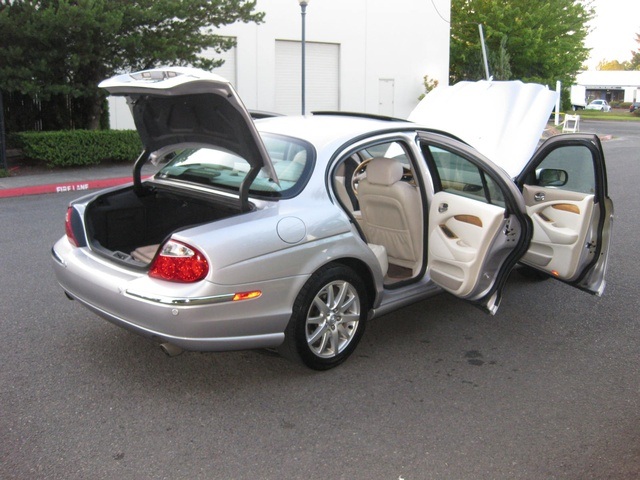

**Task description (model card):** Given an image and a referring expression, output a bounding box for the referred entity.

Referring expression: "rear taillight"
[149,240,209,283]
[65,207,79,247]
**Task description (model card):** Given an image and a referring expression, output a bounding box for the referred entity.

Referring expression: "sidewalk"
[0,161,141,198]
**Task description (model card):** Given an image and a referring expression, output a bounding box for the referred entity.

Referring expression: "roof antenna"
[479,24,492,81]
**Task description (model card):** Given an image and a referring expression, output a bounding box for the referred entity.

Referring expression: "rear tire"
[279,264,368,370]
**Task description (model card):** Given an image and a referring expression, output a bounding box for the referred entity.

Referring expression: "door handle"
[438,203,448,213]
[534,192,545,202]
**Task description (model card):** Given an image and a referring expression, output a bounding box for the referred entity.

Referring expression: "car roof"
[255,113,416,153]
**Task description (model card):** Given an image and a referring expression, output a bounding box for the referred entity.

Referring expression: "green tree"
[450,0,594,87]
[491,36,512,80]
[0,0,264,130]
[628,32,640,70]
[595,32,640,71]
[596,59,627,71]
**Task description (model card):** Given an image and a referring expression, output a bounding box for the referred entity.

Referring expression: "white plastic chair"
[562,114,580,133]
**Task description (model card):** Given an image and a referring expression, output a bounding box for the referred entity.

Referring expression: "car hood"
[408,81,557,178]
[99,67,278,182]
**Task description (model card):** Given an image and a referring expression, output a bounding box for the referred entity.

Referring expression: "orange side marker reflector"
[232,291,262,301]
[551,270,560,277]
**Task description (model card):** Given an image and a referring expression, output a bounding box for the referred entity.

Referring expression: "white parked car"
[51,68,613,369]
[586,99,611,112]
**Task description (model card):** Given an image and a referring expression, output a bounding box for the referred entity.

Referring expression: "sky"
[585,0,640,69]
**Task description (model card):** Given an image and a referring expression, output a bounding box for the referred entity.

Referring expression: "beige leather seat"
[358,158,423,275]
[276,150,307,182]
[333,164,353,210]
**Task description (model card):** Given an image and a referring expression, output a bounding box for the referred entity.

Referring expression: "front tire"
[279,264,368,370]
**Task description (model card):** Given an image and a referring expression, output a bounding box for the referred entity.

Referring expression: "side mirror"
[537,168,568,187]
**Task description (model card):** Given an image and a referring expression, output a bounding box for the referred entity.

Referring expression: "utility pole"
[479,24,491,81]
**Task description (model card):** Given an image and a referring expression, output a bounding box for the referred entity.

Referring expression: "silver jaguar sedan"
[52,67,613,370]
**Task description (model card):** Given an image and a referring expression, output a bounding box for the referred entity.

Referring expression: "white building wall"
[109,0,450,128]
[623,87,640,103]
[220,0,450,117]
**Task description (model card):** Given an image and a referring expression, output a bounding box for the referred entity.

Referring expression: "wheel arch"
[279,256,375,370]
[325,257,378,312]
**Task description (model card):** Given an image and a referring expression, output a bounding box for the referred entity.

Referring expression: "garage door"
[275,40,340,115]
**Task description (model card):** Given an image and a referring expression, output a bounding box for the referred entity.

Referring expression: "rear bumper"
[51,237,304,351]
[68,291,285,351]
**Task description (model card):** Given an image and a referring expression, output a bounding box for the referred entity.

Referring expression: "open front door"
[420,137,532,314]
[516,134,613,295]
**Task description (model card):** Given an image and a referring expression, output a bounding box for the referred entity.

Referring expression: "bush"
[10,130,143,168]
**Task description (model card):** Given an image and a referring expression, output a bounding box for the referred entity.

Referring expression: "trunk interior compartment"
[84,185,242,265]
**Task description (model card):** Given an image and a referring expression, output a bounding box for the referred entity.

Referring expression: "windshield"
[154,134,313,198]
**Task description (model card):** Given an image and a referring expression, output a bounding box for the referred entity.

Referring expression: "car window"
[155,134,313,198]
[358,140,417,185]
[533,145,596,194]
[364,142,410,164]
[331,139,418,215]
[424,145,505,207]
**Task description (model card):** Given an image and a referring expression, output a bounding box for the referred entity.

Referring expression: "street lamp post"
[0,91,7,172]
[298,0,309,115]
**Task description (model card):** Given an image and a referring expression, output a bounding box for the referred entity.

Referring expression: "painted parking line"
[0,177,138,198]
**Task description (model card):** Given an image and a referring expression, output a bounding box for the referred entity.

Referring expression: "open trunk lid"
[99,67,279,201]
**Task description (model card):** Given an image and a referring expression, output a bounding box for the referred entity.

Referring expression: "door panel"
[522,185,595,279]
[428,191,508,298]
[420,136,530,313]
[517,135,613,295]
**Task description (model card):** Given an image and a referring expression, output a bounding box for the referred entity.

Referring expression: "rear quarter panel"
[175,197,384,288]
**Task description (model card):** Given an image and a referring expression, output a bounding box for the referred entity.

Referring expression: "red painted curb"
[0,176,137,198]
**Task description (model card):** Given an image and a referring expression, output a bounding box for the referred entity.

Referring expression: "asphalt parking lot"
[1,120,639,479]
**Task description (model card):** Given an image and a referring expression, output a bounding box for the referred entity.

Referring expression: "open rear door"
[516,134,613,295]
[419,135,532,314]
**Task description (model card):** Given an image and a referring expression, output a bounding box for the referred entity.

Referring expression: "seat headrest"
[365,158,404,186]
[292,150,307,164]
